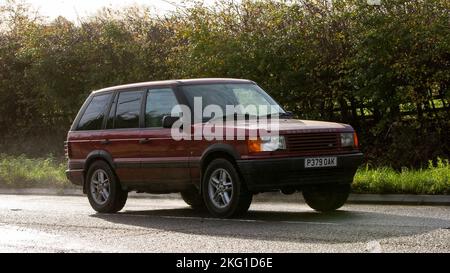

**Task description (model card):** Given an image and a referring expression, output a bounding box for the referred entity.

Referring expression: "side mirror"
[162,116,180,128]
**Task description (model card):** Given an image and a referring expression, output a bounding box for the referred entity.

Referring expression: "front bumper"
[237,153,364,192]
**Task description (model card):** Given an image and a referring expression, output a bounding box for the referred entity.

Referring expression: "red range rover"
[66,78,363,218]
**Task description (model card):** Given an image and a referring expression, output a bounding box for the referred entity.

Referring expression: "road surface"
[0,194,449,252]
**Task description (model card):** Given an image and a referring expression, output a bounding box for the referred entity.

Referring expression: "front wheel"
[202,159,252,218]
[302,184,350,212]
[86,160,128,213]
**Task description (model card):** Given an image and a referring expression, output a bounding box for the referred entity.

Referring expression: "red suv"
[66,78,363,218]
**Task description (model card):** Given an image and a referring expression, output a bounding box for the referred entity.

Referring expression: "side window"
[115,90,144,129]
[77,93,112,131]
[145,88,179,128]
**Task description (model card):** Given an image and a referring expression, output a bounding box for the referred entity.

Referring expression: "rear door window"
[114,90,144,129]
[77,93,112,131]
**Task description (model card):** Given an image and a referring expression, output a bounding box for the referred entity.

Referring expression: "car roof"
[92,78,255,94]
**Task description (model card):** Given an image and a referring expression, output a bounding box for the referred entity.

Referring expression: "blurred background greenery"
[0,0,448,169]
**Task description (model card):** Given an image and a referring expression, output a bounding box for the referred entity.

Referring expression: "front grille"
[285,132,340,153]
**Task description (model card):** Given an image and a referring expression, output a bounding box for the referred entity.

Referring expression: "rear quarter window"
[76,93,112,131]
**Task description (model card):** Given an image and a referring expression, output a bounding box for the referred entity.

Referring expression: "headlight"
[248,136,286,152]
[341,132,356,148]
[261,136,286,151]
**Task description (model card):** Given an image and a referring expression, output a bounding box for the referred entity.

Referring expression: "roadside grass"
[0,154,449,194]
[353,158,450,195]
[0,154,69,188]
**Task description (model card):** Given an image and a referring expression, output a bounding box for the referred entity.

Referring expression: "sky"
[3,0,215,21]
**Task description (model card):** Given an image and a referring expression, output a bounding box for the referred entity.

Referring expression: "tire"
[181,186,206,210]
[302,184,350,212]
[202,158,252,218]
[86,160,128,213]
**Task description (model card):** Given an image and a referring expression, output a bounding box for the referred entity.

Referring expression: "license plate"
[304,157,337,168]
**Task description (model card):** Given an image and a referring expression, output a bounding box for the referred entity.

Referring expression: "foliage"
[0,0,449,167]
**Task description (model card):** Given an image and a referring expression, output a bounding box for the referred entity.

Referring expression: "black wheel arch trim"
[200,143,240,163]
[85,150,116,171]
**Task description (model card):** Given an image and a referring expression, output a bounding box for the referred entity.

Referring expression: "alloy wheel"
[208,168,233,209]
[90,169,111,205]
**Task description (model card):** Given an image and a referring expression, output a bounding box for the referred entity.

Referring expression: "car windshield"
[181,83,285,121]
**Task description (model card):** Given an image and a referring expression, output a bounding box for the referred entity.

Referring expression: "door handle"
[100,139,111,145]
[139,138,150,144]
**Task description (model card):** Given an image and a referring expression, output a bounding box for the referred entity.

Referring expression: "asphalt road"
[0,194,449,253]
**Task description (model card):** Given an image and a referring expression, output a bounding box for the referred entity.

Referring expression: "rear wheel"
[86,160,128,213]
[302,184,350,212]
[202,159,252,218]
[181,186,206,210]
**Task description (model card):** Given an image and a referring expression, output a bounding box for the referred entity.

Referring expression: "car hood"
[200,118,353,134]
